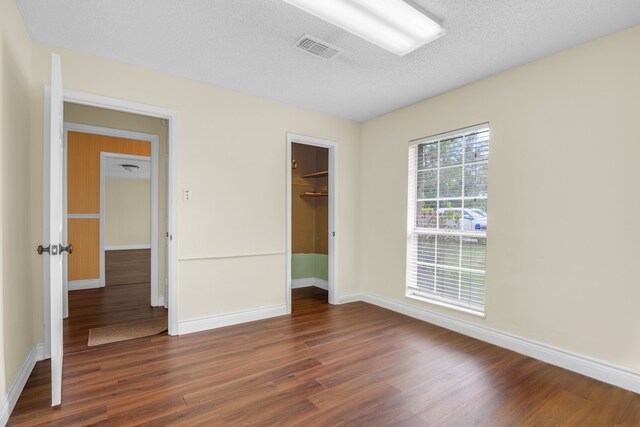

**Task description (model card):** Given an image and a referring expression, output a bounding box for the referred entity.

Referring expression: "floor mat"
[88,317,167,346]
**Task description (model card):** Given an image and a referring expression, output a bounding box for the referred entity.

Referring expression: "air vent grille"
[294,35,342,60]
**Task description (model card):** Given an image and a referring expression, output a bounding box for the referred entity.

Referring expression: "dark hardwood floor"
[64,281,167,355]
[9,286,640,426]
[105,249,151,286]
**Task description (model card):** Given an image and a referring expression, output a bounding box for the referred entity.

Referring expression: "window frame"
[406,123,490,317]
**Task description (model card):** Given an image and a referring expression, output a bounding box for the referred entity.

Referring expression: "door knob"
[37,245,50,255]
[60,244,73,254]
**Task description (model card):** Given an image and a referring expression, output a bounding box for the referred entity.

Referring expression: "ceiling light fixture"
[282,0,444,56]
[121,164,140,172]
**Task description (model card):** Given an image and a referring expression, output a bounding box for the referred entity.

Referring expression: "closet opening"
[292,142,329,305]
[286,133,339,313]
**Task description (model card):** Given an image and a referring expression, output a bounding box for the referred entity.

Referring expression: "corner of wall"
[1,0,38,408]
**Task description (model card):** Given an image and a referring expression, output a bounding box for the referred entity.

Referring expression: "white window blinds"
[407,124,489,315]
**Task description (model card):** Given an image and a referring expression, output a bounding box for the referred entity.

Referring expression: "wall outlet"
[183,189,192,201]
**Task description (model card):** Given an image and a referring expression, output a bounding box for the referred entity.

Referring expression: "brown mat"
[88,317,167,346]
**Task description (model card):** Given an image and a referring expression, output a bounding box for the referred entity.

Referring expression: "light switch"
[183,189,192,201]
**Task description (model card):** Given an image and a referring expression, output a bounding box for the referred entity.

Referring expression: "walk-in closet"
[291,143,329,296]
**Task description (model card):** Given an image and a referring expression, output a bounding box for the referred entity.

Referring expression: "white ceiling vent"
[294,35,342,60]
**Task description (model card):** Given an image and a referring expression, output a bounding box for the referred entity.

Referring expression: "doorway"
[61,113,167,353]
[42,92,179,359]
[41,55,180,406]
[286,133,339,313]
[62,121,163,309]
[101,153,153,289]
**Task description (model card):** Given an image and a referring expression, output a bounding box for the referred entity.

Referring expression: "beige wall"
[4,1,635,410]
[29,43,361,329]
[1,0,34,400]
[360,25,640,373]
[105,178,151,247]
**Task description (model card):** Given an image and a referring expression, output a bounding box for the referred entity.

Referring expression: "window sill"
[406,292,486,318]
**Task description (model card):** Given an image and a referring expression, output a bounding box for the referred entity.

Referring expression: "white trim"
[286,133,339,314]
[409,122,490,146]
[68,279,101,291]
[99,150,158,308]
[178,304,288,335]
[62,120,68,319]
[0,344,45,425]
[158,295,165,307]
[179,251,284,262]
[338,291,362,304]
[105,244,151,251]
[65,122,159,141]
[64,90,177,119]
[291,278,328,290]
[406,292,486,318]
[341,291,640,394]
[42,86,52,357]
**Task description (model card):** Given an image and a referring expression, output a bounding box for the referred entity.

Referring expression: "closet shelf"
[301,170,328,178]
[300,192,328,198]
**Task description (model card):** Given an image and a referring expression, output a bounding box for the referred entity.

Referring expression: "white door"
[48,53,66,406]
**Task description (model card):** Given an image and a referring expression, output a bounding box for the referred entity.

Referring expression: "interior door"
[48,52,65,406]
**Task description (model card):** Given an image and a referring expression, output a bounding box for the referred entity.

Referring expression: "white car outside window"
[437,208,487,231]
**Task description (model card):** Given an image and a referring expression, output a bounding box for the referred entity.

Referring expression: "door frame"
[62,122,160,309]
[43,89,180,358]
[286,133,339,312]
[100,151,155,299]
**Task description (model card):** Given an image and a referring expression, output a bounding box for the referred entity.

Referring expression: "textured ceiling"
[16,0,640,121]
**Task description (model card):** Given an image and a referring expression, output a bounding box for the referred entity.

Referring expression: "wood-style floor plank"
[9,286,640,426]
[105,249,150,286]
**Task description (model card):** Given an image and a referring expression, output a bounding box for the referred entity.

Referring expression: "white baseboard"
[292,278,328,291]
[178,304,288,335]
[338,291,362,304]
[342,290,640,394]
[156,295,165,308]
[105,244,151,251]
[68,279,101,291]
[0,343,45,425]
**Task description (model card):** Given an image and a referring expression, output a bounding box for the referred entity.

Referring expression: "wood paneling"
[105,249,150,286]
[9,287,640,426]
[67,131,151,214]
[67,131,151,280]
[68,218,100,281]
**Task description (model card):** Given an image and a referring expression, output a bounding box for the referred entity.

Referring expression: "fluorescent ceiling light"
[282,0,444,56]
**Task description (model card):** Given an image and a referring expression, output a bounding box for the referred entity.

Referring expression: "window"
[407,124,489,316]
